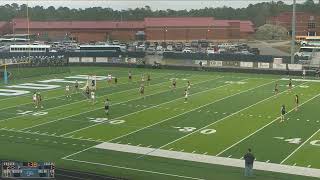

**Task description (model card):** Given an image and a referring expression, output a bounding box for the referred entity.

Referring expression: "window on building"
[308,22,316,29]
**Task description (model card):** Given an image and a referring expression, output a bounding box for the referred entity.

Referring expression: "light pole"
[164,28,167,42]
[290,0,296,64]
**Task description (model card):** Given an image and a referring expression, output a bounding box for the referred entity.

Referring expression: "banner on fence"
[273,63,287,69]
[95,57,108,63]
[81,57,93,63]
[240,61,253,68]
[288,64,303,70]
[209,61,223,67]
[258,62,270,69]
[68,57,79,63]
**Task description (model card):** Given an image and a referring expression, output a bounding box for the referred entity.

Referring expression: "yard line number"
[17,110,48,116]
[173,126,216,135]
[89,118,125,125]
[275,137,320,147]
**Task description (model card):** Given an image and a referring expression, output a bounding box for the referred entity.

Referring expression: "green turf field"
[0,66,319,180]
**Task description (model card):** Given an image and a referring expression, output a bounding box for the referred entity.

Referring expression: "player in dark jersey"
[288,78,292,91]
[295,95,299,111]
[280,105,286,122]
[172,79,177,91]
[105,98,110,116]
[85,86,90,99]
[114,77,118,85]
[147,73,151,86]
[274,83,279,94]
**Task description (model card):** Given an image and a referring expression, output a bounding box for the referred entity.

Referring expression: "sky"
[0,0,298,10]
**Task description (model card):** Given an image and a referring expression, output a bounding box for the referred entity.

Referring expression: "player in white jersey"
[187,81,191,90]
[184,89,188,103]
[91,91,96,104]
[65,85,71,100]
[33,92,37,108]
[107,74,112,85]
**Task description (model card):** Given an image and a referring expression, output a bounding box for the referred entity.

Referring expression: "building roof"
[144,17,215,27]
[11,17,254,33]
[13,19,145,30]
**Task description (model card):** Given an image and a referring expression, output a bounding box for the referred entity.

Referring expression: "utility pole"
[290,0,296,64]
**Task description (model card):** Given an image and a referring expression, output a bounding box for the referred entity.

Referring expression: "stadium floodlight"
[290,0,296,64]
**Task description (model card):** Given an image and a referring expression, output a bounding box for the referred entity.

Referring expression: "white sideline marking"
[280,78,320,83]
[24,77,222,132]
[218,90,320,157]
[64,158,204,180]
[60,77,229,137]
[92,142,320,178]
[281,128,320,164]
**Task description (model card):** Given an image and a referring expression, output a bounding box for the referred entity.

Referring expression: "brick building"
[3,17,255,42]
[266,12,320,36]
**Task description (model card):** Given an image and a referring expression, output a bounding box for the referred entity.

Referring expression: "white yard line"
[63,158,205,180]
[60,77,228,137]
[280,128,320,164]
[108,80,274,144]
[217,88,320,157]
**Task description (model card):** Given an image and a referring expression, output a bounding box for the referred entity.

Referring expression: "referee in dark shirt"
[244,148,255,177]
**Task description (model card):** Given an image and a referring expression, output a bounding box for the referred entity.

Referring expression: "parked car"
[182,48,192,53]
[112,40,120,45]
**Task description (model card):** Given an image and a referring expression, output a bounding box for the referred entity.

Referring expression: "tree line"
[0,0,319,27]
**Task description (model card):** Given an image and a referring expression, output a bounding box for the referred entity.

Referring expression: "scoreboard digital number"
[1,161,55,178]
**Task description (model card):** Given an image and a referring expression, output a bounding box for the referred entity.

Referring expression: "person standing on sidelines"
[295,95,299,111]
[274,83,279,94]
[288,78,292,91]
[302,69,306,79]
[243,148,255,177]
[280,104,286,122]
[104,98,110,117]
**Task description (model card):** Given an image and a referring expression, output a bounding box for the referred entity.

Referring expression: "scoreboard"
[1,161,54,178]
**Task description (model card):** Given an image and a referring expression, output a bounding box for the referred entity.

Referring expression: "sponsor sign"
[258,62,270,69]
[209,61,223,67]
[240,62,253,68]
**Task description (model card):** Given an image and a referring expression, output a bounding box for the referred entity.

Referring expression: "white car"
[206,48,215,54]
[166,45,173,51]
[112,40,120,45]
[182,48,192,53]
